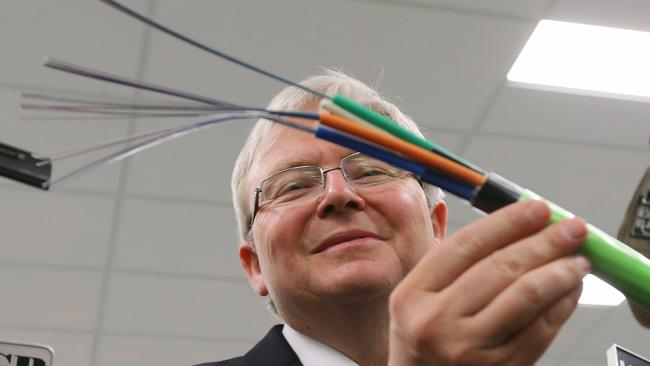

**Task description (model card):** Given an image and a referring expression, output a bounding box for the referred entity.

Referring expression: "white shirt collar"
[282,324,359,366]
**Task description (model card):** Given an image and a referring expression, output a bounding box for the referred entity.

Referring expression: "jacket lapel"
[243,324,302,366]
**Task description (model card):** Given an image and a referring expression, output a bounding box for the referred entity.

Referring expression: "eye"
[347,165,397,185]
[262,168,322,203]
[277,180,315,195]
[358,166,391,177]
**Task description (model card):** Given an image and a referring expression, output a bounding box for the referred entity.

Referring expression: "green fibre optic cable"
[333,94,650,309]
[521,191,650,308]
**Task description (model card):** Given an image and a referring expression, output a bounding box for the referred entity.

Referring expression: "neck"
[281,295,390,366]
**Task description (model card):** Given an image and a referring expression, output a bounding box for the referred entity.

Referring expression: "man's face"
[240,119,447,315]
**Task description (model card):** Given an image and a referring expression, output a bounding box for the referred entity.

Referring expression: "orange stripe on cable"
[319,112,487,186]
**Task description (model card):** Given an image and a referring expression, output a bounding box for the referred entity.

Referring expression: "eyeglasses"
[250,152,409,226]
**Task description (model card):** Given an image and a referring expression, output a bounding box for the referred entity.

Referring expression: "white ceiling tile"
[444,194,484,229]
[0,189,114,267]
[0,0,147,90]
[422,130,466,154]
[114,198,243,277]
[383,0,552,19]
[482,86,650,149]
[544,306,612,357]
[124,118,252,201]
[535,356,560,366]
[551,0,650,32]
[463,136,649,234]
[0,329,91,366]
[103,273,277,339]
[555,357,605,366]
[0,266,101,329]
[96,335,251,366]
[570,301,650,358]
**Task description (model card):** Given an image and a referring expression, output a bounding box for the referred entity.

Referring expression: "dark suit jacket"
[194,324,302,366]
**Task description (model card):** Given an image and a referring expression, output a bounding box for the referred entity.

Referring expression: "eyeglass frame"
[249,152,409,227]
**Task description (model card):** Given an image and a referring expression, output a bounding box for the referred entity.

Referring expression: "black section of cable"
[100,0,330,100]
[0,141,51,190]
[471,173,524,214]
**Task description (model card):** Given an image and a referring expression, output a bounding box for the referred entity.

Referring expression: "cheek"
[368,182,435,259]
[253,205,313,269]
[376,182,431,226]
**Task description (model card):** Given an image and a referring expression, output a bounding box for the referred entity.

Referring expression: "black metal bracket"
[0,141,51,190]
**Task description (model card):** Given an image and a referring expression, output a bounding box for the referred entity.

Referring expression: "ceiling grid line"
[561,307,619,359]
[347,0,537,23]
[476,130,649,152]
[453,0,558,158]
[87,2,157,365]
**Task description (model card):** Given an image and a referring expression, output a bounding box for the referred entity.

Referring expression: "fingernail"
[526,201,548,221]
[562,219,587,240]
[574,256,591,273]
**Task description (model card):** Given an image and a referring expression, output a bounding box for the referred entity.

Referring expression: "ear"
[431,201,448,240]
[239,242,269,296]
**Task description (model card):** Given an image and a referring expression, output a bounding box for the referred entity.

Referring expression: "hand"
[388,200,590,366]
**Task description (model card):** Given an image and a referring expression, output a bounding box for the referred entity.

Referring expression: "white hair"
[231,69,444,244]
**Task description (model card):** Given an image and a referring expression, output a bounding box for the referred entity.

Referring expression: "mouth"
[314,229,382,253]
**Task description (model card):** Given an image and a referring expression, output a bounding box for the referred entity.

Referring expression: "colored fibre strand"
[44,112,312,189]
[99,0,468,168]
[44,113,256,189]
[36,121,230,164]
[22,92,251,112]
[315,126,477,200]
[331,94,483,173]
[43,58,319,120]
[87,1,499,187]
[45,58,239,107]
[320,101,380,130]
[99,0,330,101]
[23,104,209,118]
[318,112,487,186]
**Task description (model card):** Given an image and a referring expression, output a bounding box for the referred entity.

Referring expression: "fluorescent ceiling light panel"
[579,274,626,307]
[508,20,650,100]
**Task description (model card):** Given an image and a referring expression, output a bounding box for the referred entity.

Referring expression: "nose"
[316,169,366,218]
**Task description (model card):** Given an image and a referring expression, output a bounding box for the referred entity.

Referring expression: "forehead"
[252,122,353,180]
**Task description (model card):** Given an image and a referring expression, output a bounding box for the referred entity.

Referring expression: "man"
[197,71,590,365]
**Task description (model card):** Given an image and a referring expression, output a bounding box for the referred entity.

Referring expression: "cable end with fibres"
[0,141,51,190]
[330,94,484,174]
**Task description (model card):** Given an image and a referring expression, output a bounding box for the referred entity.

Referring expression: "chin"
[317,259,403,302]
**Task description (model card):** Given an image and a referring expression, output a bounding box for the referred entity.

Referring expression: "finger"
[503,283,583,365]
[445,218,587,315]
[404,200,551,291]
[475,255,589,342]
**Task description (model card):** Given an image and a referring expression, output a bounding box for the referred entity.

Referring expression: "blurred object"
[0,339,54,366]
[618,166,650,328]
[607,344,650,366]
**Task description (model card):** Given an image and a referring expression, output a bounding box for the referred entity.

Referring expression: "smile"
[314,229,382,253]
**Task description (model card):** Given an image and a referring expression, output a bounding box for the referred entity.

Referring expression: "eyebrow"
[270,158,319,174]
[265,151,357,176]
